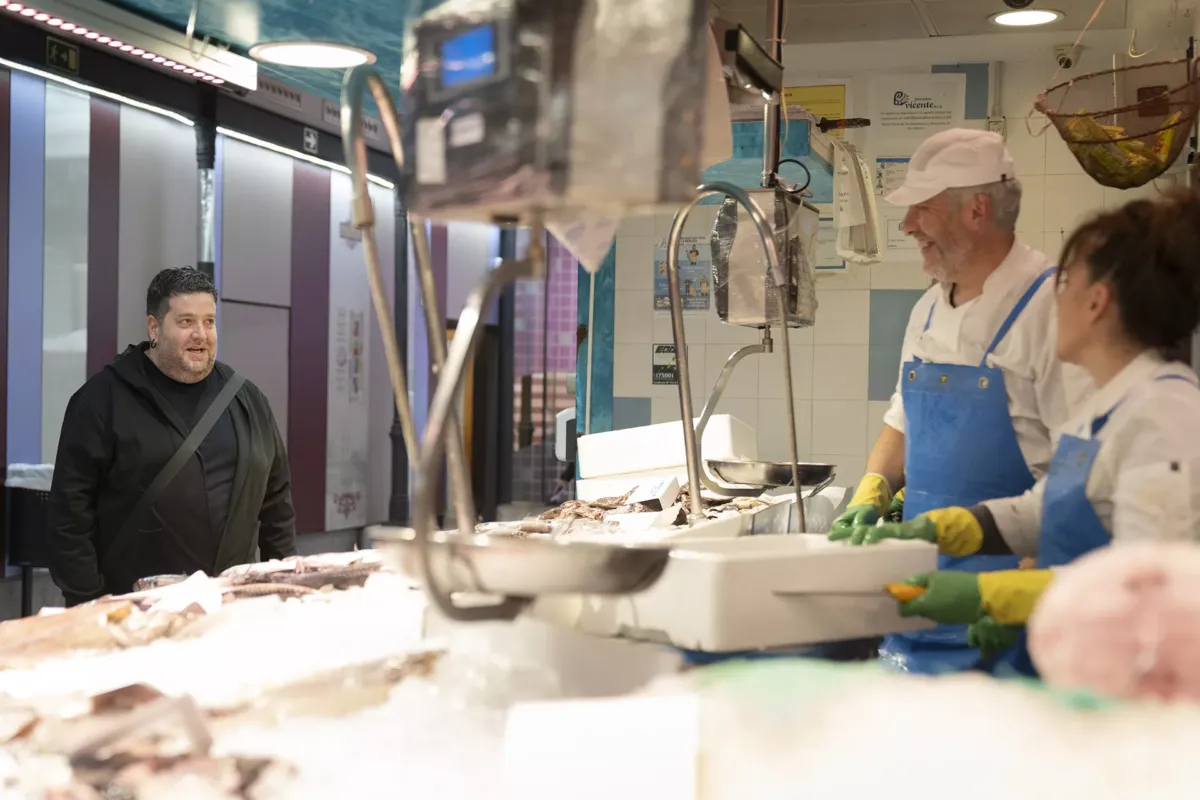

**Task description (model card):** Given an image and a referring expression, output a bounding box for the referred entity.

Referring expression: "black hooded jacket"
[47,343,297,604]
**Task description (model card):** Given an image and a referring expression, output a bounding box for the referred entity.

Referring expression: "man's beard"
[923,236,971,284]
[154,346,214,384]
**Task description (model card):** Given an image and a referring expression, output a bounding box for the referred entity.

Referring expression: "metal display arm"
[340,67,477,537]
[665,183,804,526]
[691,330,773,499]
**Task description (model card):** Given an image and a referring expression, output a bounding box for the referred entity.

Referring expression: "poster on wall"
[782,84,848,136]
[874,157,911,197]
[815,218,846,271]
[884,214,919,253]
[871,73,966,148]
[654,237,711,311]
[326,173,373,531]
[652,344,682,385]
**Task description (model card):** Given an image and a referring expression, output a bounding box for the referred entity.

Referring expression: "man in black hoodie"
[48,268,297,605]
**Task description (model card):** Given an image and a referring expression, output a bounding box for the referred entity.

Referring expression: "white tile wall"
[606,45,1189,487]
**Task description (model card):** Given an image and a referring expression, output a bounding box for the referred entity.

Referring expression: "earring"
[150,339,157,349]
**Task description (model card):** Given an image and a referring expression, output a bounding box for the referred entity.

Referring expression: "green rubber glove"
[967,614,1023,659]
[896,571,983,625]
[849,515,937,546]
[828,474,892,541]
[828,505,881,541]
[886,488,905,523]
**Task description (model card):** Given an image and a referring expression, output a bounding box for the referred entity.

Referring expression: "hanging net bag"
[1035,57,1200,189]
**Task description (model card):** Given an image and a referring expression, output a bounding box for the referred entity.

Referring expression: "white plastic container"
[576,415,756,480]
[531,535,936,652]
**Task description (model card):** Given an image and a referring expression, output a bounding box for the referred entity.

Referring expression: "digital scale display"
[440,24,498,90]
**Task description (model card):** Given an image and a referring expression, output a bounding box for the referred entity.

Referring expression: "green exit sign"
[46,37,79,75]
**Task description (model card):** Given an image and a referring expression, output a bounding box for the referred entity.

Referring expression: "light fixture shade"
[249,41,377,69]
[991,9,1064,26]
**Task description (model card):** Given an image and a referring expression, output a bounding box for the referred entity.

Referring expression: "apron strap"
[1090,372,1198,436]
[979,266,1057,366]
[922,297,937,332]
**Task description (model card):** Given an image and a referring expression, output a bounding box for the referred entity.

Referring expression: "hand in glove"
[886,488,905,523]
[895,568,1057,627]
[967,614,1023,659]
[828,474,892,541]
[849,506,984,557]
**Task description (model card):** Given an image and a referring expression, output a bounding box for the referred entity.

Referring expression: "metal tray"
[707,460,835,489]
[367,526,671,597]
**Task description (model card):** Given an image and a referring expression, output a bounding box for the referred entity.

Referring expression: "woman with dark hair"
[844,190,1200,673]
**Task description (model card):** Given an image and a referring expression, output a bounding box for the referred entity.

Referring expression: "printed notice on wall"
[874,157,911,198]
[872,73,966,147]
[654,237,711,311]
[815,218,845,270]
[652,344,682,385]
[884,215,918,252]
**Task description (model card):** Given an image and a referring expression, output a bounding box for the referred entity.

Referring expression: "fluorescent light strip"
[0,0,226,84]
[0,56,394,189]
[0,54,194,125]
[217,126,395,189]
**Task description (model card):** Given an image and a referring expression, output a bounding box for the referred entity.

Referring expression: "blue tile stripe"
[612,396,651,431]
[8,72,45,465]
[576,244,615,450]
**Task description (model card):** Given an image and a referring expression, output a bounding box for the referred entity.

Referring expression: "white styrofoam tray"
[576,415,756,480]
[530,535,937,653]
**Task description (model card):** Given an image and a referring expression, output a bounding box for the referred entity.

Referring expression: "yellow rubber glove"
[978,569,1056,626]
[828,474,892,540]
[853,506,983,557]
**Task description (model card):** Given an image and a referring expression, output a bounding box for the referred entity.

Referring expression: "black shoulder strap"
[106,373,246,568]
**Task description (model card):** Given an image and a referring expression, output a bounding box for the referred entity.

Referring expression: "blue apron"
[879,266,1056,676]
[1006,372,1198,677]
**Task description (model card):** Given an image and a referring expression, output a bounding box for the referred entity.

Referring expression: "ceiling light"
[3,1,253,87]
[249,41,376,69]
[991,9,1063,26]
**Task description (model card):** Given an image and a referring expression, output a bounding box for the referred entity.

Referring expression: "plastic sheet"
[710,186,818,329]
[5,464,53,492]
[1030,543,1200,703]
[401,0,713,223]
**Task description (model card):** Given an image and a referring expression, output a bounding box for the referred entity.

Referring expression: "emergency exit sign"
[46,37,80,76]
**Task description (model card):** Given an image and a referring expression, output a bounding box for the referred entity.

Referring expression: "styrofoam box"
[531,535,937,653]
[577,415,756,480]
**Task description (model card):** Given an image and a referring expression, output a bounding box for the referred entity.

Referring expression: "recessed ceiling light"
[991,9,1063,26]
[249,41,376,69]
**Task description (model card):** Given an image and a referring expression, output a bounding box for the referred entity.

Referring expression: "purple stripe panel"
[87,97,120,377]
[7,71,44,465]
[288,161,331,534]
[213,134,224,352]
[0,69,11,558]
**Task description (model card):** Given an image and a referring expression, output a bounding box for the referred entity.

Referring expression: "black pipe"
[389,188,411,523]
[497,230,517,506]
[195,86,217,281]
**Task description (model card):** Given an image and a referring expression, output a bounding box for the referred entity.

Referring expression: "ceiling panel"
[715,0,930,43]
[920,0,1129,36]
[104,0,411,111]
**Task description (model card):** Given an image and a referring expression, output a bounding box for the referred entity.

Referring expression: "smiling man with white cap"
[827,128,1093,675]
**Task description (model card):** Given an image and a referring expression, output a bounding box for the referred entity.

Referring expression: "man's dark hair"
[1058,188,1200,351]
[146,267,217,319]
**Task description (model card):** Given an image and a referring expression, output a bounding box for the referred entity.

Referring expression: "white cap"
[884,129,1016,207]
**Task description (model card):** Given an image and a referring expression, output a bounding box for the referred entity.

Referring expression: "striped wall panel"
[87,96,120,378]
[288,161,331,534]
